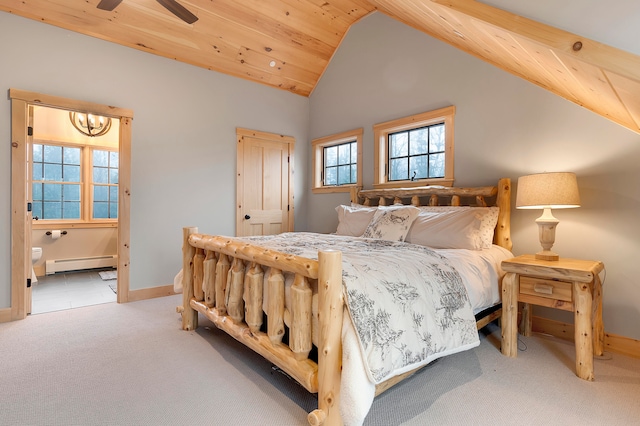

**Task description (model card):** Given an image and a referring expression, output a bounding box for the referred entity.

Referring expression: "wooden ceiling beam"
[370,0,640,133]
[431,0,640,83]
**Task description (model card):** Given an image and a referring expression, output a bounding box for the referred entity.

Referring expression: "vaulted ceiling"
[2,0,639,134]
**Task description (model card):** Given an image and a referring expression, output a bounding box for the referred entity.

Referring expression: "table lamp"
[516,172,581,261]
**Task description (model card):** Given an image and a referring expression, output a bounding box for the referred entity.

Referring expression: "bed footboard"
[181,227,344,426]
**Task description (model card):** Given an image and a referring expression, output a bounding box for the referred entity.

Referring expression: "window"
[324,141,357,186]
[32,142,118,222]
[92,150,119,219]
[388,123,445,181]
[312,128,363,193]
[32,144,82,220]
[374,106,455,188]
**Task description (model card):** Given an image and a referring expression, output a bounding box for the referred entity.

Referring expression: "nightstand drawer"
[520,276,572,302]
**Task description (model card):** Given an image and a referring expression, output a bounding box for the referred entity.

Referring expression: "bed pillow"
[423,206,499,249]
[335,204,377,236]
[361,205,420,242]
[405,207,499,250]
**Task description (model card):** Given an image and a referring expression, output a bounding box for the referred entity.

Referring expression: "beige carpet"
[1,294,638,425]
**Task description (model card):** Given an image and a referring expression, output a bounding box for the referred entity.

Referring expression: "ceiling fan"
[97,0,199,24]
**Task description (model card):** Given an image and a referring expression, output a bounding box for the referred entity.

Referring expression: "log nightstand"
[500,255,605,381]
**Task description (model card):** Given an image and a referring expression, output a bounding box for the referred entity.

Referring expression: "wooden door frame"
[8,89,133,321]
[236,128,294,236]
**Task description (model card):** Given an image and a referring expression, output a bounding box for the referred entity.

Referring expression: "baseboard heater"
[45,255,118,275]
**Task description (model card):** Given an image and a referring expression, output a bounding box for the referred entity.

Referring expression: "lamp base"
[535,250,559,261]
[535,209,560,261]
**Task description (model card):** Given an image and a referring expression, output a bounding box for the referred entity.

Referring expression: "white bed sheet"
[434,244,513,314]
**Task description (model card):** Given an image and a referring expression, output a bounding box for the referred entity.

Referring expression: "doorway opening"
[30,105,119,314]
[9,89,133,321]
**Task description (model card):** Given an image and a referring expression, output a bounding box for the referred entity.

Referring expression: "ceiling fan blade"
[156,0,199,24]
[97,0,123,11]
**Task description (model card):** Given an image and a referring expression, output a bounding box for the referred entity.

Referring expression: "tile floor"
[30,268,117,315]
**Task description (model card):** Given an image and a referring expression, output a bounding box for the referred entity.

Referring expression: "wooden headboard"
[350,178,512,251]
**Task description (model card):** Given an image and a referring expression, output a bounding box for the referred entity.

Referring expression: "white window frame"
[312,128,363,194]
[374,106,455,188]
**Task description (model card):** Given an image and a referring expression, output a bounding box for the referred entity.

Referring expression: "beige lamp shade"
[516,172,580,261]
[516,172,581,209]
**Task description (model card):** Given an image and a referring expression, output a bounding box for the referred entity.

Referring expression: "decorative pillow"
[405,207,499,250]
[478,207,499,248]
[361,206,420,242]
[335,204,377,236]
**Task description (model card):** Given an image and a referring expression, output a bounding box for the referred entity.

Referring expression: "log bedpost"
[495,178,512,251]
[245,262,264,333]
[349,186,361,205]
[203,250,217,307]
[267,268,286,345]
[290,274,313,361]
[182,227,198,331]
[193,248,205,302]
[227,257,246,323]
[308,250,343,426]
[215,254,230,315]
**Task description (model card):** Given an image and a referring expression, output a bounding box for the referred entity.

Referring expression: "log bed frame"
[180,178,511,425]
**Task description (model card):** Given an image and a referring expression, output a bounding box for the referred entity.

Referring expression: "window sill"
[312,185,358,194]
[32,221,117,230]
[373,178,454,190]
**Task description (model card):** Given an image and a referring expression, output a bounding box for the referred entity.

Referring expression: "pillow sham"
[478,207,499,248]
[361,205,420,242]
[335,204,377,236]
[405,206,499,250]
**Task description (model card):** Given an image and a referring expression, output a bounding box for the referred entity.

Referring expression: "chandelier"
[69,112,112,137]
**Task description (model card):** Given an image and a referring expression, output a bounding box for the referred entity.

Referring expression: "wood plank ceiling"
[2,0,639,134]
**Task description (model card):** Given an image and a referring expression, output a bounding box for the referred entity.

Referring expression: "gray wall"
[0,12,309,300]
[308,12,640,340]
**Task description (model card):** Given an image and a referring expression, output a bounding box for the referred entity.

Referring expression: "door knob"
[244,214,251,220]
